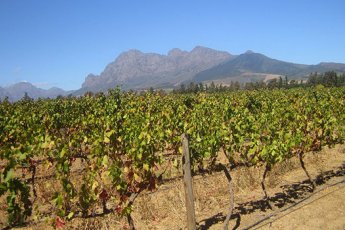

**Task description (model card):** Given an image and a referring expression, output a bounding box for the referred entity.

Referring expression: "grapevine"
[0,87,344,228]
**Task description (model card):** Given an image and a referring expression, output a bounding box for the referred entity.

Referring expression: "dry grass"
[5,144,345,229]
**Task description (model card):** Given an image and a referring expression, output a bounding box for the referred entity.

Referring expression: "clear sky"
[1,0,344,90]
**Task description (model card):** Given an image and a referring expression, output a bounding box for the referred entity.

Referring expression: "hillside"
[192,51,345,83]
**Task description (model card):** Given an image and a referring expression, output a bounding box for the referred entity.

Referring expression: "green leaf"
[0,183,7,195]
[60,148,66,158]
[102,155,109,166]
[105,130,115,138]
[137,152,142,160]
[5,169,14,182]
[196,134,202,142]
[18,152,27,161]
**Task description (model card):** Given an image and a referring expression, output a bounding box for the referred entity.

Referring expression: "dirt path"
[245,177,345,230]
[198,160,345,230]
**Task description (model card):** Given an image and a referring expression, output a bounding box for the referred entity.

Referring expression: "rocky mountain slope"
[79,46,233,93]
[79,47,345,93]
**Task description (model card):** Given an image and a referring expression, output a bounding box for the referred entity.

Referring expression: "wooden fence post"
[181,133,196,230]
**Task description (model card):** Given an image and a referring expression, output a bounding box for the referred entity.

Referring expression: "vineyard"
[0,87,345,229]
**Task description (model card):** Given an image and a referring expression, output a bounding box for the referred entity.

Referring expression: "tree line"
[5,71,345,102]
[173,71,345,93]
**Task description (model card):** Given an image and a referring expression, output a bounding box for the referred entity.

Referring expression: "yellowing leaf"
[178,146,183,154]
[101,171,111,185]
[143,163,149,171]
[92,181,99,191]
[104,136,110,144]
[67,212,74,220]
[134,173,141,182]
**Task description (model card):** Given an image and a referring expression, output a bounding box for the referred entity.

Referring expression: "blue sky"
[1,0,344,90]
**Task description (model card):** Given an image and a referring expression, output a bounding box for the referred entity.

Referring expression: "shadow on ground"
[197,163,345,230]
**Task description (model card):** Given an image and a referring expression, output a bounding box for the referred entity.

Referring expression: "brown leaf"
[55,216,65,229]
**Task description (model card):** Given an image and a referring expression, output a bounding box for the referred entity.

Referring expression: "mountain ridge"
[80,47,345,93]
[78,46,233,94]
[192,51,345,83]
[0,82,70,101]
[2,46,345,100]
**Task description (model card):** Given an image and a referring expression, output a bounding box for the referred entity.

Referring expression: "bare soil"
[7,144,345,230]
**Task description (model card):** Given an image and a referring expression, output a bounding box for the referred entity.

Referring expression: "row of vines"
[0,87,344,228]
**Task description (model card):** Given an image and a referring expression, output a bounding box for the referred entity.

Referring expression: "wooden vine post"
[181,133,197,230]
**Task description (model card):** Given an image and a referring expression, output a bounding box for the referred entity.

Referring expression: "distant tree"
[229,81,235,91]
[157,89,166,96]
[233,81,240,90]
[2,96,10,103]
[187,82,195,93]
[267,78,278,89]
[198,82,204,92]
[339,73,345,86]
[256,81,266,89]
[229,81,241,91]
[307,72,318,85]
[209,81,216,92]
[218,83,226,92]
[84,91,94,97]
[244,82,255,90]
[22,92,32,101]
[285,76,289,87]
[324,71,338,87]
[289,79,297,86]
[278,76,283,88]
[180,83,186,93]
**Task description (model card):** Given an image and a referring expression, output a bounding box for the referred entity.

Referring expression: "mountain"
[79,47,345,93]
[3,47,344,99]
[192,51,345,83]
[318,62,345,71]
[79,46,233,93]
[0,82,69,101]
